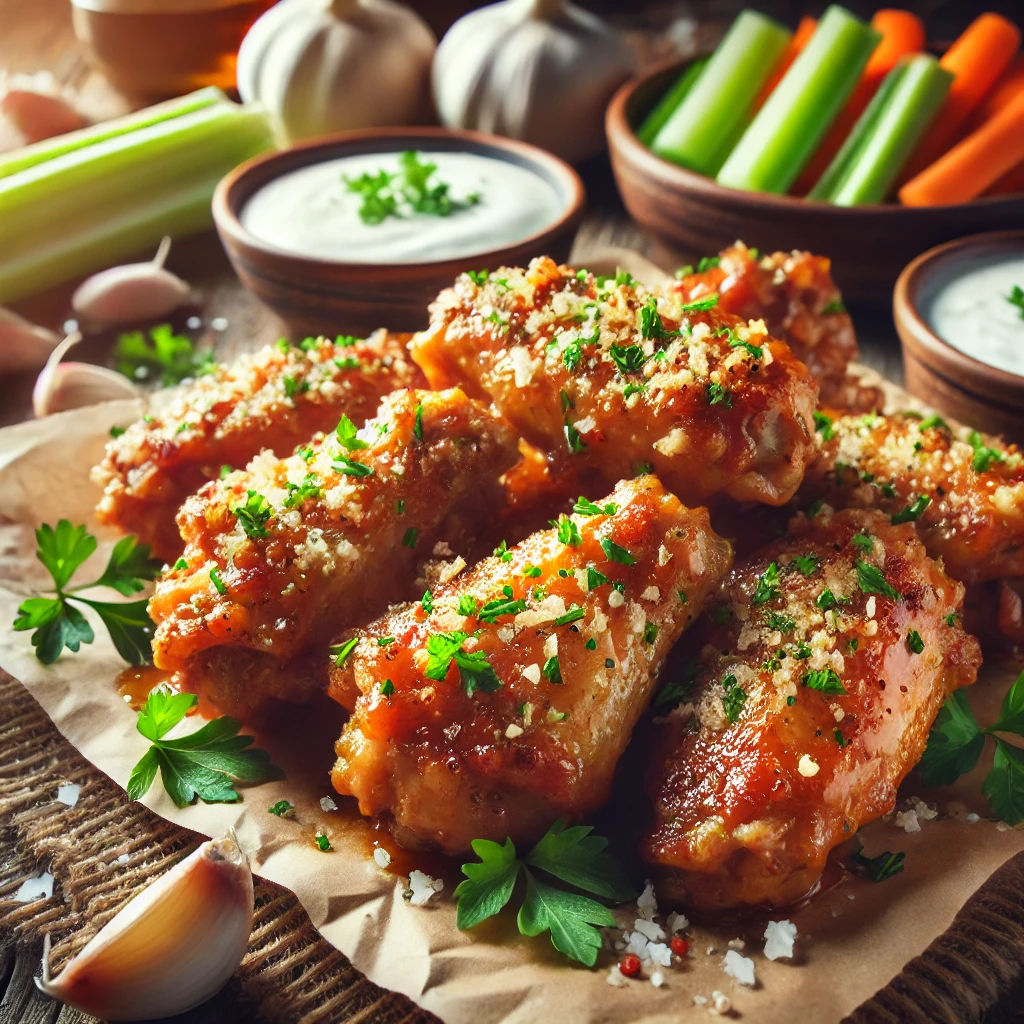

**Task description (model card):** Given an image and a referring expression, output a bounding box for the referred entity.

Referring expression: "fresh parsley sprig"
[454,820,635,966]
[13,522,160,665]
[114,324,217,386]
[918,669,1024,824]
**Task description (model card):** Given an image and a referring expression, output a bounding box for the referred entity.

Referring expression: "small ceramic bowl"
[606,61,1024,303]
[894,230,1024,443]
[213,127,585,337]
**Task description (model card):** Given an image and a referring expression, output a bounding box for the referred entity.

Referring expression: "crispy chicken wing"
[804,411,1024,583]
[643,507,980,911]
[664,242,868,408]
[93,332,424,560]
[148,388,518,718]
[328,476,733,854]
[412,257,819,508]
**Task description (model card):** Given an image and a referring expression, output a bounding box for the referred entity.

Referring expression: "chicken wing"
[328,476,733,855]
[804,411,1024,583]
[412,257,819,508]
[93,331,424,561]
[664,243,868,408]
[643,507,980,911]
[148,387,518,718]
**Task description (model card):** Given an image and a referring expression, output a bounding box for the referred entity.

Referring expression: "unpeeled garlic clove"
[0,71,89,148]
[36,832,253,1021]
[72,237,192,329]
[0,306,61,374]
[33,332,140,417]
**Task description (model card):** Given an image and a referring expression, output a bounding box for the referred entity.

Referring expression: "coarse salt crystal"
[408,870,443,906]
[726,938,745,951]
[505,723,524,738]
[543,634,558,659]
[522,663,541,684]
[641,586,660,602]
[608,590,625,609]
[634,917,665,942]
[658,544,673,566]
[607,966,628,987]
[638,880,658,919]
[908,795,938,820]
[693,994,708,1006]
[625,931,649,957]
[712,991,732,1014]
[116,853,130,864]
[320,796,338,812]
[373,847,391,869]
[15,872,53,903]
[763,919,797,961]
[722,949,756,987]
[667,911,690,934]
[56,783,80,807]
[967,812,980,823]
[895,809,920,833]
[650,970,666,988]
[798,754,820,777]
[865,596,876,618]
[647,942,672,967]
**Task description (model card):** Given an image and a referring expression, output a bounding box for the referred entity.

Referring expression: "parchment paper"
[1,391,1023,1024]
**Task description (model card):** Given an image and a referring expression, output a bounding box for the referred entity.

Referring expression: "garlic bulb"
[237,0,436,143]
[33,333,140,417]
[433,0,633,164]
[36,833,253,1021]
[72,237,191,329]
[0,306,60,374]
[0,71,88,152]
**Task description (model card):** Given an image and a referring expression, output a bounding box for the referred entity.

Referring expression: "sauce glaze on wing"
[148,387,518,718]
[643,507,980,911]
[92,331,424,560]
[329,476,733,855]
[412,257,819,508]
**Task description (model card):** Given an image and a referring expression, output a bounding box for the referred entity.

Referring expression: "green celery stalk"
[807,59,909,200]
[651,11,791,176]
[717,5,882,194]
[827,55,953,206]
[0,87,227,181]
[0,102,274,303]
[637,57,708,147]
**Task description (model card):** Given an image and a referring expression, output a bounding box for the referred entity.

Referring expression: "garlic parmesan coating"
[412,257,819,508]
[148,387,518,719]
[329,476,733,855]
[92,331,424,560]
[643,508,980,911]
[804,411,1024,583]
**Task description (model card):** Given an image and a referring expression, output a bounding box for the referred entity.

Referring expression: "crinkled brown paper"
[1,287,1022,1023]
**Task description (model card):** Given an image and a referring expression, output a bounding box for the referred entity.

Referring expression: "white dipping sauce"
[241,151,565,264]
[925,253,1024,376]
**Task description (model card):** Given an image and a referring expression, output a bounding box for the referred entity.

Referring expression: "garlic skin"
[237,0,436,143]
[0,306,60,374]
[72,237,191,329]
[36,833,253,1021]
[0,71,88,152]
[33,333,140,417]
[433,0,633,164]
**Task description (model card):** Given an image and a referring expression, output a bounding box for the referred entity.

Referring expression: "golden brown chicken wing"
[664,242,867,408]
[804,411,1024,583]
[148,387,518,719]
[643,507,980,911]
[93,331,424,561]
[328,476,733,855]
[411,257,819,508]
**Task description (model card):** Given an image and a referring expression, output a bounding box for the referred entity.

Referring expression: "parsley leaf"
[851,843,904,882]
[553,515,582,547]
[599,538,636,565]
[334,455,374,478]
[907,629,925,654]
[851,532,874,552]
[113,324,217,386]
[637,298,679,342]
[232,490,273,539]
[855,559,901,601]
[707,381,732,407]
[336,414,369,450]
[722,674,747,723]
[968,430,1005,473]
[891,494,931,524]
[564,418,587,452]
[573,497,618,517]
[791,554,820,576]
[424,631,502,695]
[679,293,719,311]
[983,740,1024,825]
[1007,284,1024,320]
[479,596,527,622]
[917,689,986,787]
[802,668,847,694]
[752,562,781,605]
[608,343,646,375]
[284,473,322,508]
[813,411,835,440]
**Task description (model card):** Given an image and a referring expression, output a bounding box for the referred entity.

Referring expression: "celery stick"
[828,55,953,206]
[637,57,708,147]
[807,60,908,201]
[651,11,791,176]
[0,87,227,181]
[717,6,882,194]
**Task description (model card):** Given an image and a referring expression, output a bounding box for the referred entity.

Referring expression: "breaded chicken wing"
[148,388,518,718]
[93,331,424,560]
[804,411,1024,583]
[412,257,819,508]
[664,243,868,408]
[643,508,980,911]
[328,476,733,854]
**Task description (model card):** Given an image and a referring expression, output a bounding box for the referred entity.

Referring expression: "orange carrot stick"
[752,16,816,111]
[964,52,1024,134]
[899,90,1024,206]
[899,12,1021,183]
[795,9,925,193]
[983,158,1024,197]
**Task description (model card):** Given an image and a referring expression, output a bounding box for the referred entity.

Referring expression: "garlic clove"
[0,306,61,374]
[72,237,192,329]
[36,832,253,1021]
[33,332,140,417]
[0,71,89,148]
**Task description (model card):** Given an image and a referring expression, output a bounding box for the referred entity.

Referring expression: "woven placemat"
[0,671,437,1024]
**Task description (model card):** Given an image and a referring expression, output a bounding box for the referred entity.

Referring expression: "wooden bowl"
[606,61,1024,303]
[894,230,1024,444]
[212,127,585,337]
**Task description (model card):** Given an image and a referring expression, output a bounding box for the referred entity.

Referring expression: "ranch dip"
[241,150,565,264]
[923,252,1024,376]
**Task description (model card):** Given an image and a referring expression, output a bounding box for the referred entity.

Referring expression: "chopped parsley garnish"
[707,381,732,407]
[543,656,563,684]
[816,588,848,612]
[642,621,658,644]
[457,594,480,617]
[315,832,333,852]
[907,629,925,654]
[298,445,315,463]
[209,567,227,595]
[554,605,586,626]
[968,430,1005,473]
[608,343,645,375]
[523,565,542,578]
[284,474,322,508]
[494,539,513,562]
[752,562,781,605]
[891,494,931,524]
[851,532,874,552]
[723,328,762,359]
[944,611,958,627]
[574,497,618,516]
[109,425,126,438]
[637,298,679,342]
[269,800,295,818]
[466,269,489,286]
[851,843,904,882]
[553,515,582,547]
[792,554,820,576]
[479,595,527,622]
[380,679,395,697]
[586,567,609,590]
[334,455,373,477]
[233,490,273,539]
[560,390,574,413]
[792,641,812,659]
[330,637,359,666]
[919,414,949,431]
[564,418,587,452]
[424,631,502,695]
[562,336,583,371]
[585,638,597,650]
[413,403,424,440]
[378,636,395,646]
[173,558,188,571]
[1008,284,1024,319]
[679,292,719,311]
[283,374,308,399]
[821,298,846,315]
[764,610,795,632]
[855,559,901,601]
[721,675,747,723]
[697,255,720,272]
[127,688,281,808]
[678,590,688,604]
[402,528,418,548]
[802,668,847,694]
[113,323,217,386]
[813,411,836,440]
[421,590,434,614]
[835,728,848,746]
[599,538,636,565]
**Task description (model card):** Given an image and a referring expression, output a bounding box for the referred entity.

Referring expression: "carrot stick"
[752,16,817,112]
[899,12,1021,183]
[983,158,1024,197]
[964,53,1024,134]
[899,90,1024,206]
[795,9,924,194]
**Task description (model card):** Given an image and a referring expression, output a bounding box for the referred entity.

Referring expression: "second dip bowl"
[213,127,586,337]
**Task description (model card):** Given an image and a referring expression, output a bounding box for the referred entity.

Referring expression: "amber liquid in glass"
[71,1,277,98]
